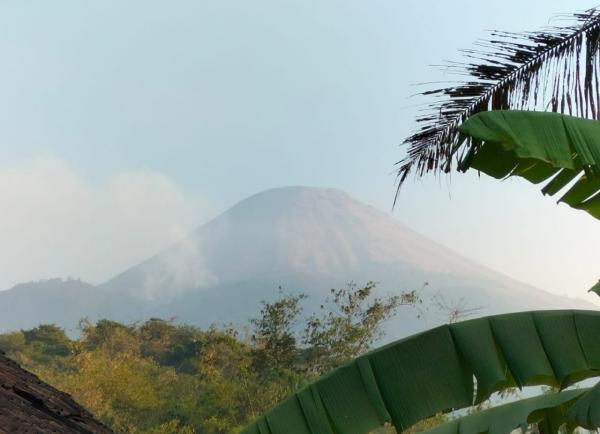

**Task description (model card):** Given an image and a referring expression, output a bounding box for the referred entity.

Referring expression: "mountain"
[0,187,595,337]
[0,279,107,334]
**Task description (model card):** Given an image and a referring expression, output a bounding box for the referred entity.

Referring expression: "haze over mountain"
[0,186,594,336]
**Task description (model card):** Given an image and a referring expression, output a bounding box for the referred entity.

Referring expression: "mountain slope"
[0,187,595,336]
[99,186,596,332]
[100,186,519,295]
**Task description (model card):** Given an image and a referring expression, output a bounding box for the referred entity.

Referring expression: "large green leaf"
[589,280,600,298]
[240,310,600,434]
[457,110,600,220]
[421,389,587,434]
[566,381,600,429]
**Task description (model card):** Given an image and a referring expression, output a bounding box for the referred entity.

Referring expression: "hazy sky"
[1,0,599,302]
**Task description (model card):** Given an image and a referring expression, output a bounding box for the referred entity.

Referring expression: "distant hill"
[0,279,105,333]
[0,187,595,338]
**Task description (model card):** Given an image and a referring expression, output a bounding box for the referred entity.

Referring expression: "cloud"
[0,157,207,290]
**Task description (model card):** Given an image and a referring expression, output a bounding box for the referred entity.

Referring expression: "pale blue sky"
[1,0,599,301]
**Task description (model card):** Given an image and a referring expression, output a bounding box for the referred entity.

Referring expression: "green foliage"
[251,288,306,375]
[0,282,415,434]
[458,110,600,221]
[23,324,71,357]
[588,280,600,298]
[146,420,195,434]
[240,310,600,434]
[303,281,403,375]
[0,331,26,354]
[138,319,204,372]
[251,282,410,379]
[79,319,138,354]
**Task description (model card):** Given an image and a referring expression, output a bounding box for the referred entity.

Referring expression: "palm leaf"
[240,310,600,434]
[457,110,600,220]
[422,389,586,434]
[397,7,600,197]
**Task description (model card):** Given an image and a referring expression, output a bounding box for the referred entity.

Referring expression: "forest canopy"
[0,282,418,434]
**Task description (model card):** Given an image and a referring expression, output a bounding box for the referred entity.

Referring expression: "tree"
[0,283,414,434]
[240,310,600,434]
[79,318,138,354]
[243,7,600,433]
[250,288,306,375]
[401,108,600,432]
[389,8,600,430]
[456,110,600,222]
[250,282,420,378]
[395,7,600,198]
[22,324,71,357]
[302,282,406,376]
[137,319,204,373]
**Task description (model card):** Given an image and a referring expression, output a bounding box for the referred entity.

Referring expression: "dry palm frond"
[397,6,600,201]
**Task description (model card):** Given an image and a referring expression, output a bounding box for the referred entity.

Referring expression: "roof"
[0,351,112,434]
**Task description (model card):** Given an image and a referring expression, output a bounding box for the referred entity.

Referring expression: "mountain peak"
[224,186,358,219]
[101,186,497,298]
[241,185,350,199]
[0,186,594,334]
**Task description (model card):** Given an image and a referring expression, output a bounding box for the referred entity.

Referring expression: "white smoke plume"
[140,235,220,300]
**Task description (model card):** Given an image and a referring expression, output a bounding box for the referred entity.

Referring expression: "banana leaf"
[457,110,600,220]
[240,310,600,434]
[589,280,600,297]
[421,389,587,434]
[566,381,600,429]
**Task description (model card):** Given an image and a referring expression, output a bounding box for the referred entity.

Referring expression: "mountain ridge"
[100,186,516,293]
[0,186,595,337]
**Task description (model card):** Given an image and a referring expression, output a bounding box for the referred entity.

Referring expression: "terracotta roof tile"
[0,351,112,434]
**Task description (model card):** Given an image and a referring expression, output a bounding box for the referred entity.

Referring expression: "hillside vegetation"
[0,283,419,434]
